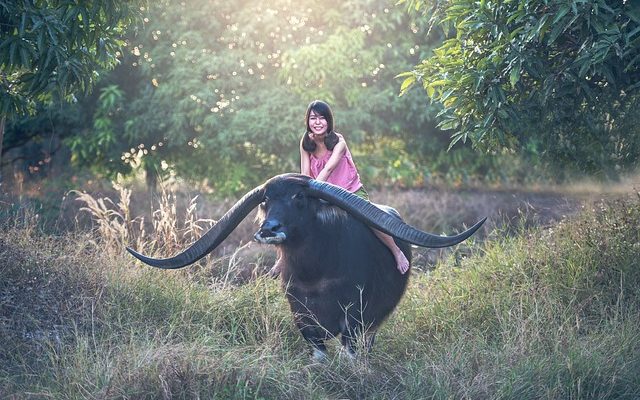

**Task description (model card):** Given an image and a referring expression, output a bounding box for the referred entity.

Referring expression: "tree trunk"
[0,114,5,185]
[145,162,158,194]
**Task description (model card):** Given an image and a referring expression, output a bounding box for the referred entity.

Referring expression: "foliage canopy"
[0,0,146,116]
[400,0,640,177]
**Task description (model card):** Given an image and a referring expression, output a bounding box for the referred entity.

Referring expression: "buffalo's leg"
[341,332,357,356]
[298,324,329,361]
[340,319,366,356]
[302,335,328,362]
[309,339,328,362]
[341,323,377,356]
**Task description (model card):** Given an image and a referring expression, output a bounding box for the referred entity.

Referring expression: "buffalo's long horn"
[305,178,485,248]
[127,185,265,269]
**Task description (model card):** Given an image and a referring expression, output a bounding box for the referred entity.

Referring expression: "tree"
[60,0,448,194]
[0,0,145,180]
[400,0,640,177]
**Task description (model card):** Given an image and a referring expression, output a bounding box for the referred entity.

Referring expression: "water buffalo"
[127,173,485,360]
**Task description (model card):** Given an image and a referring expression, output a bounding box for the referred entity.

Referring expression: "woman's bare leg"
[372,229,410,274]
[268,248,283,277]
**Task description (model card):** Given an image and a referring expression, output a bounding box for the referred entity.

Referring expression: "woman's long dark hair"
[301,100,339,152]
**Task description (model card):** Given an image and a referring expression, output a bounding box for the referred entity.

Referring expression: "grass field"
[1,187,640,399]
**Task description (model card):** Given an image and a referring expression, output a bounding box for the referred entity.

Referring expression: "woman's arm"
[300,137,311,176]
[315,137,346,182]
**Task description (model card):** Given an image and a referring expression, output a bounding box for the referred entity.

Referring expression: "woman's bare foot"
[372,229,410,274]
[394,250,410,274]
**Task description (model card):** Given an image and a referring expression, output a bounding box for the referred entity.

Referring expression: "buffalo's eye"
[291,192,304,208]
[292,192,305,208]
[260,197,269,208]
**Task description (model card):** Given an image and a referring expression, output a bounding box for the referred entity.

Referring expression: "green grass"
[2,195,640,399]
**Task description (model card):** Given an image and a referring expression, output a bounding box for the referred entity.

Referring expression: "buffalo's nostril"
[270,224,282,233]
[257,228,275,238]
[261,219,282,236]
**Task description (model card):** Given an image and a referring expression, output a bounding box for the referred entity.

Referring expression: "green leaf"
[19,12,26,35]
[426,83,435,98]
[8,39,16,67]
[42,48,54,72]
[626,26,640,42]
[447,131,466,150]
[509,67,520,88]
[19,45,31,67]
[394,71,415,78]
[578,59,591,78]
[399,75,416,95]
[438,117,460,131]
[547,21,565,44]
[625,53,640,72]
[553,6,570,24]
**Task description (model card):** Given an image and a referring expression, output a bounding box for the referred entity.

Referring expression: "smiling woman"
[300,100,359,192]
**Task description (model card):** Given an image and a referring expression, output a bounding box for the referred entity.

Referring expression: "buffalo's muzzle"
[254,219,287,244]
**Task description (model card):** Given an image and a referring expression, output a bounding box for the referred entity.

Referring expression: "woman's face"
[308,110,328,138]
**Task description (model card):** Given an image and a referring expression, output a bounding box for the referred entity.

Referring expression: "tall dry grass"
[72,181,216,258]
[72,180,272,286]
[2,184,640,398]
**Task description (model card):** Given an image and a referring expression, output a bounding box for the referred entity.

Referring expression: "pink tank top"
[309,146,363,193]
